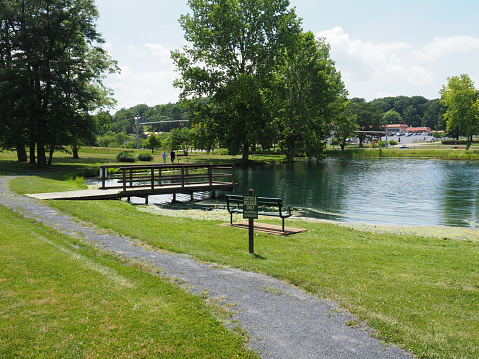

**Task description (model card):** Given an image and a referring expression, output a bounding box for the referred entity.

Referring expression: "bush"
[388,139,398,146]
[116,151,136,163]
[441,140,468,145]
[137,153,154,161]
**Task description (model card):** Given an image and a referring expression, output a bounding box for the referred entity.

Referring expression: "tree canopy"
[172,0,351,161]
[172,0,302,161]
[440,74,479,145]
[0,0,118,167]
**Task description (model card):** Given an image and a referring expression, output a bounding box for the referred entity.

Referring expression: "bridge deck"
[27,181,236,201]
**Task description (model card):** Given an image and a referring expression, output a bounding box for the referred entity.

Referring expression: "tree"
[330,101,358,151]
[440,74,479,146]
[145,133,162,153]
[271,31,347,161]
[0,0,118,167]
[172,0,301,161]
[383,109,403,125]
[349,99,383,148]
[169,127,193,156]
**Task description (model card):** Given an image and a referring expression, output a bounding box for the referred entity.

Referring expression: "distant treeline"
[107,95,443,136]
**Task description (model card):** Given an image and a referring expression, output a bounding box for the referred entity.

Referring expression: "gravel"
[0,176,413,359]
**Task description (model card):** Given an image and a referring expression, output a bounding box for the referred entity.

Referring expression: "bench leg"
[282,218,285,232]
[230,212,233,225]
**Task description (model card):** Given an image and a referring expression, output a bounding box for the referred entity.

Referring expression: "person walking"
[170,149,176,163]
[162,150,167,164]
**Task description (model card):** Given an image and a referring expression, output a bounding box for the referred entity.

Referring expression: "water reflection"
[88,158,479,227]
[235,158,479,227]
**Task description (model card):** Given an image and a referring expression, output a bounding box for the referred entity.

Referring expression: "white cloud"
[416,36,479,62]
[126,43,172,63]
[316,27,436,98]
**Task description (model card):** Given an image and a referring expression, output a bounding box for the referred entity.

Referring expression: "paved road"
[0,176,413,359]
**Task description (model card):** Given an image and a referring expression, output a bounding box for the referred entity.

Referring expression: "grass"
[17,193,477,359]
[2,147,479,358]
[0,205,257,358]
[326,146,479,160]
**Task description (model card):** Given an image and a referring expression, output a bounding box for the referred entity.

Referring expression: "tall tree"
[172,0,301,161]
[271,31,347,160]
[0,0,118,167]
[440,74,479,146]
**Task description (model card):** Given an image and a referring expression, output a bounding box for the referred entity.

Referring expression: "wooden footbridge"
[28,163,237,203]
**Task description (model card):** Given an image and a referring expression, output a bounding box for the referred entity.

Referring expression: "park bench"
[226,194,292,232]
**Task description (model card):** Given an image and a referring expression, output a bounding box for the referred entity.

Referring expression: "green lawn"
[2,148,479,358]
[30,195,478,359]
[0,206,257,358]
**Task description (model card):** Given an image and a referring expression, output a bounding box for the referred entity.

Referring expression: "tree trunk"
[72,146,79,159]
[16,145,28,162]
[241,140,249,162]
[29,143,36,164]
[36,144,47,169]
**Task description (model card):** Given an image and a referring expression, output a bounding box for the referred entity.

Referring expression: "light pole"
[135,116,140,149]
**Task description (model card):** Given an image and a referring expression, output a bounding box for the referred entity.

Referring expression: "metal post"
[136,116,139,149]
[248,188,254,254]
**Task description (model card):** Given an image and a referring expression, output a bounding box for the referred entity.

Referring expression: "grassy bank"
[2,148,479,358]
[326,146,479,160]
[7,173,478,359]
[0,205,257,358]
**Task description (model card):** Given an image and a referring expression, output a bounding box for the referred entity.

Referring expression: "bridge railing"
[98,163,235,192]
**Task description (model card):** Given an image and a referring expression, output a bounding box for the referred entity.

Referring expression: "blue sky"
[95,0,479,111]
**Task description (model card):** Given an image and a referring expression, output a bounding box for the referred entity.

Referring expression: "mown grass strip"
[43,197,479,359]
[0,206,257,358]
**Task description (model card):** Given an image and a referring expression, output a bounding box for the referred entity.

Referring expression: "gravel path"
[0,176,413,359]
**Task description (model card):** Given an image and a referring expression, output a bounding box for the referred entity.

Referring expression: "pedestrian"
[170,149,176,163]
[162,150,167,164]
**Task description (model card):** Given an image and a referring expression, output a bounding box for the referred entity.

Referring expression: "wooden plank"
[222,221,307,236]
[26,182,236,201]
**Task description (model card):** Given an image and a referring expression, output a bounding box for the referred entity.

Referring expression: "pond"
[234,158,479,228]
[90,158,479,228]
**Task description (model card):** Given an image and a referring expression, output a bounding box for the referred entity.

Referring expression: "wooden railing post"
[122,169,126,192]
[151,168,155,189]
[181,166,185,187]
[208,165,213,186]
[100,167,106,189]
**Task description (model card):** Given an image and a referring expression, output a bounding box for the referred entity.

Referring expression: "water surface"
[233,158,479,227]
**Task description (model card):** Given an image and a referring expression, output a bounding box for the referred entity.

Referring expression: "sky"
[94,0,479,112]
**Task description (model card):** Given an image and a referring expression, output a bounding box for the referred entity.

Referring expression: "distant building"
[387,124,409,134]
[406,127,431,133]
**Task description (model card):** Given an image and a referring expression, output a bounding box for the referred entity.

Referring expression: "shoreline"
[136,204,479,243]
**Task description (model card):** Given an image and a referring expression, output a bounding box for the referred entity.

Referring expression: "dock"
[27,163,237,203]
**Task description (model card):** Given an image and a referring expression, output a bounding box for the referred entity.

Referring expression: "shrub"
[116,151,136,163]
[388,139,398,146]
[137,153,154,161]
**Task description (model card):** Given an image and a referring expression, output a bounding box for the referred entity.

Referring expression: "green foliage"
[272,31,347,161]
[172,0,301,161]
[440,74,479,141]
[388,139,398,146]
[116,151,136,163]
[144,133,162,153]
[169,127,193,155]
[0,0,119,167]
[136,153,154,161]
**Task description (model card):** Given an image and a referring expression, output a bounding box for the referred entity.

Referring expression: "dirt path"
[0,176,413,358]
